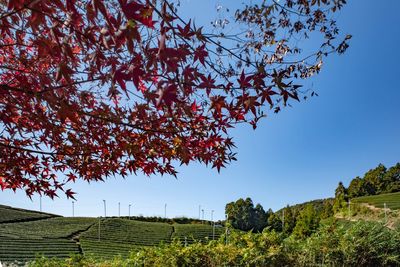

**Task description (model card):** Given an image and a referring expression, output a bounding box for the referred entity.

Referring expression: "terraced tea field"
[173,223,224,243]
[0,217,97,239]
[352,192,400,210]
[0,206,226,264]
[0,238,79,265]
[0,205,55,223]
[80,239,142,259]
[79,218,173,258]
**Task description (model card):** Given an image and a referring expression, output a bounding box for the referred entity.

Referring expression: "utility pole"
[164,203,167,218]
[72,201,75,217]
[384,203,387,222]
[118,202,120,217]
[199,205,201,220]
[348,200,351,220]
[98,217,101,241]
[225,214,228,245]
[129,204,132,220]
[103,200,106,218]
[211,210,215,240]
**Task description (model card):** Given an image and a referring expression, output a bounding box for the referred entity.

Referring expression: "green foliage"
[282,206,296,235]
[267,211,283,232]
[26,221,400,267]
[364,164,387,195]
[334,182,348,212]
[225,197,268,232]
[384,163,400,193]
[292,204,320,239]
[347,176,366,198]
[320,199,334,219]
[290,220,400,266]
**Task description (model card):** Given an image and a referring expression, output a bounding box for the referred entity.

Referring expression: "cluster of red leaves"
[0,0,350,199]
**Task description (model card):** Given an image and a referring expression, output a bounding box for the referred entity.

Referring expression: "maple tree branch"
[162,1,257,69]
[0,142,90,156]
[271,0,308,17]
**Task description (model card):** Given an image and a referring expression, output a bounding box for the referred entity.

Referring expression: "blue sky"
[1,0,399,221]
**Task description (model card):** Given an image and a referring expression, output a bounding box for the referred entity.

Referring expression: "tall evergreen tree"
[383,163,400,193]
[363,164,387,195]
[333,182,347,212]
[225,198,268,232]
[320,199,334,219]
[292,204,320,238]
[282,205,297,235]
[347,177,365,198]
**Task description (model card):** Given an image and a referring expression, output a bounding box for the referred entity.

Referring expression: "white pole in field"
[98,217,101,241]
[211,210,215,240]
[348,201,351,220]
[384,203,387,222]
[118,202,120,218]
[103,200,106,218]
[199,205,201,220]
[72,201,75,217]
[129,204,131,220]
[225,214,228,245]
[164,203,167,218]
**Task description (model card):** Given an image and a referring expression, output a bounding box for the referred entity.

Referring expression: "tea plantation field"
[352,192,400,210]
[0,206,225,264]
[0,205,56,223]
[173,223,224,244]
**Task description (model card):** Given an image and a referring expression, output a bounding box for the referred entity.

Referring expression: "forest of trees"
[334,162,400,211]
[225,197,334,239]
[225,162,400,238]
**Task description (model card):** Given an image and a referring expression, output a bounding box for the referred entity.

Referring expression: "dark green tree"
[320,199,334,219]
[382,163,400,193]
[267,210,282,232]
[254,204,268,232]
[282,205,297,235]
[225,198,267,232]
[333,182,348,212]
[347,177,365,198]
[292,204,320,238]
[363,164,386,195]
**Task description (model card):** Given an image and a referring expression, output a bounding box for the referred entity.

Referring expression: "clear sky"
[1,0,399,221]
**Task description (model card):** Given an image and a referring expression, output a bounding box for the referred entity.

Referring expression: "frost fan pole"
[211,210,215,240]
[384,203,387,223]
[348,201,351,220]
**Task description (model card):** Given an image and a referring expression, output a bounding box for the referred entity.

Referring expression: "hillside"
[0,205,224,265]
